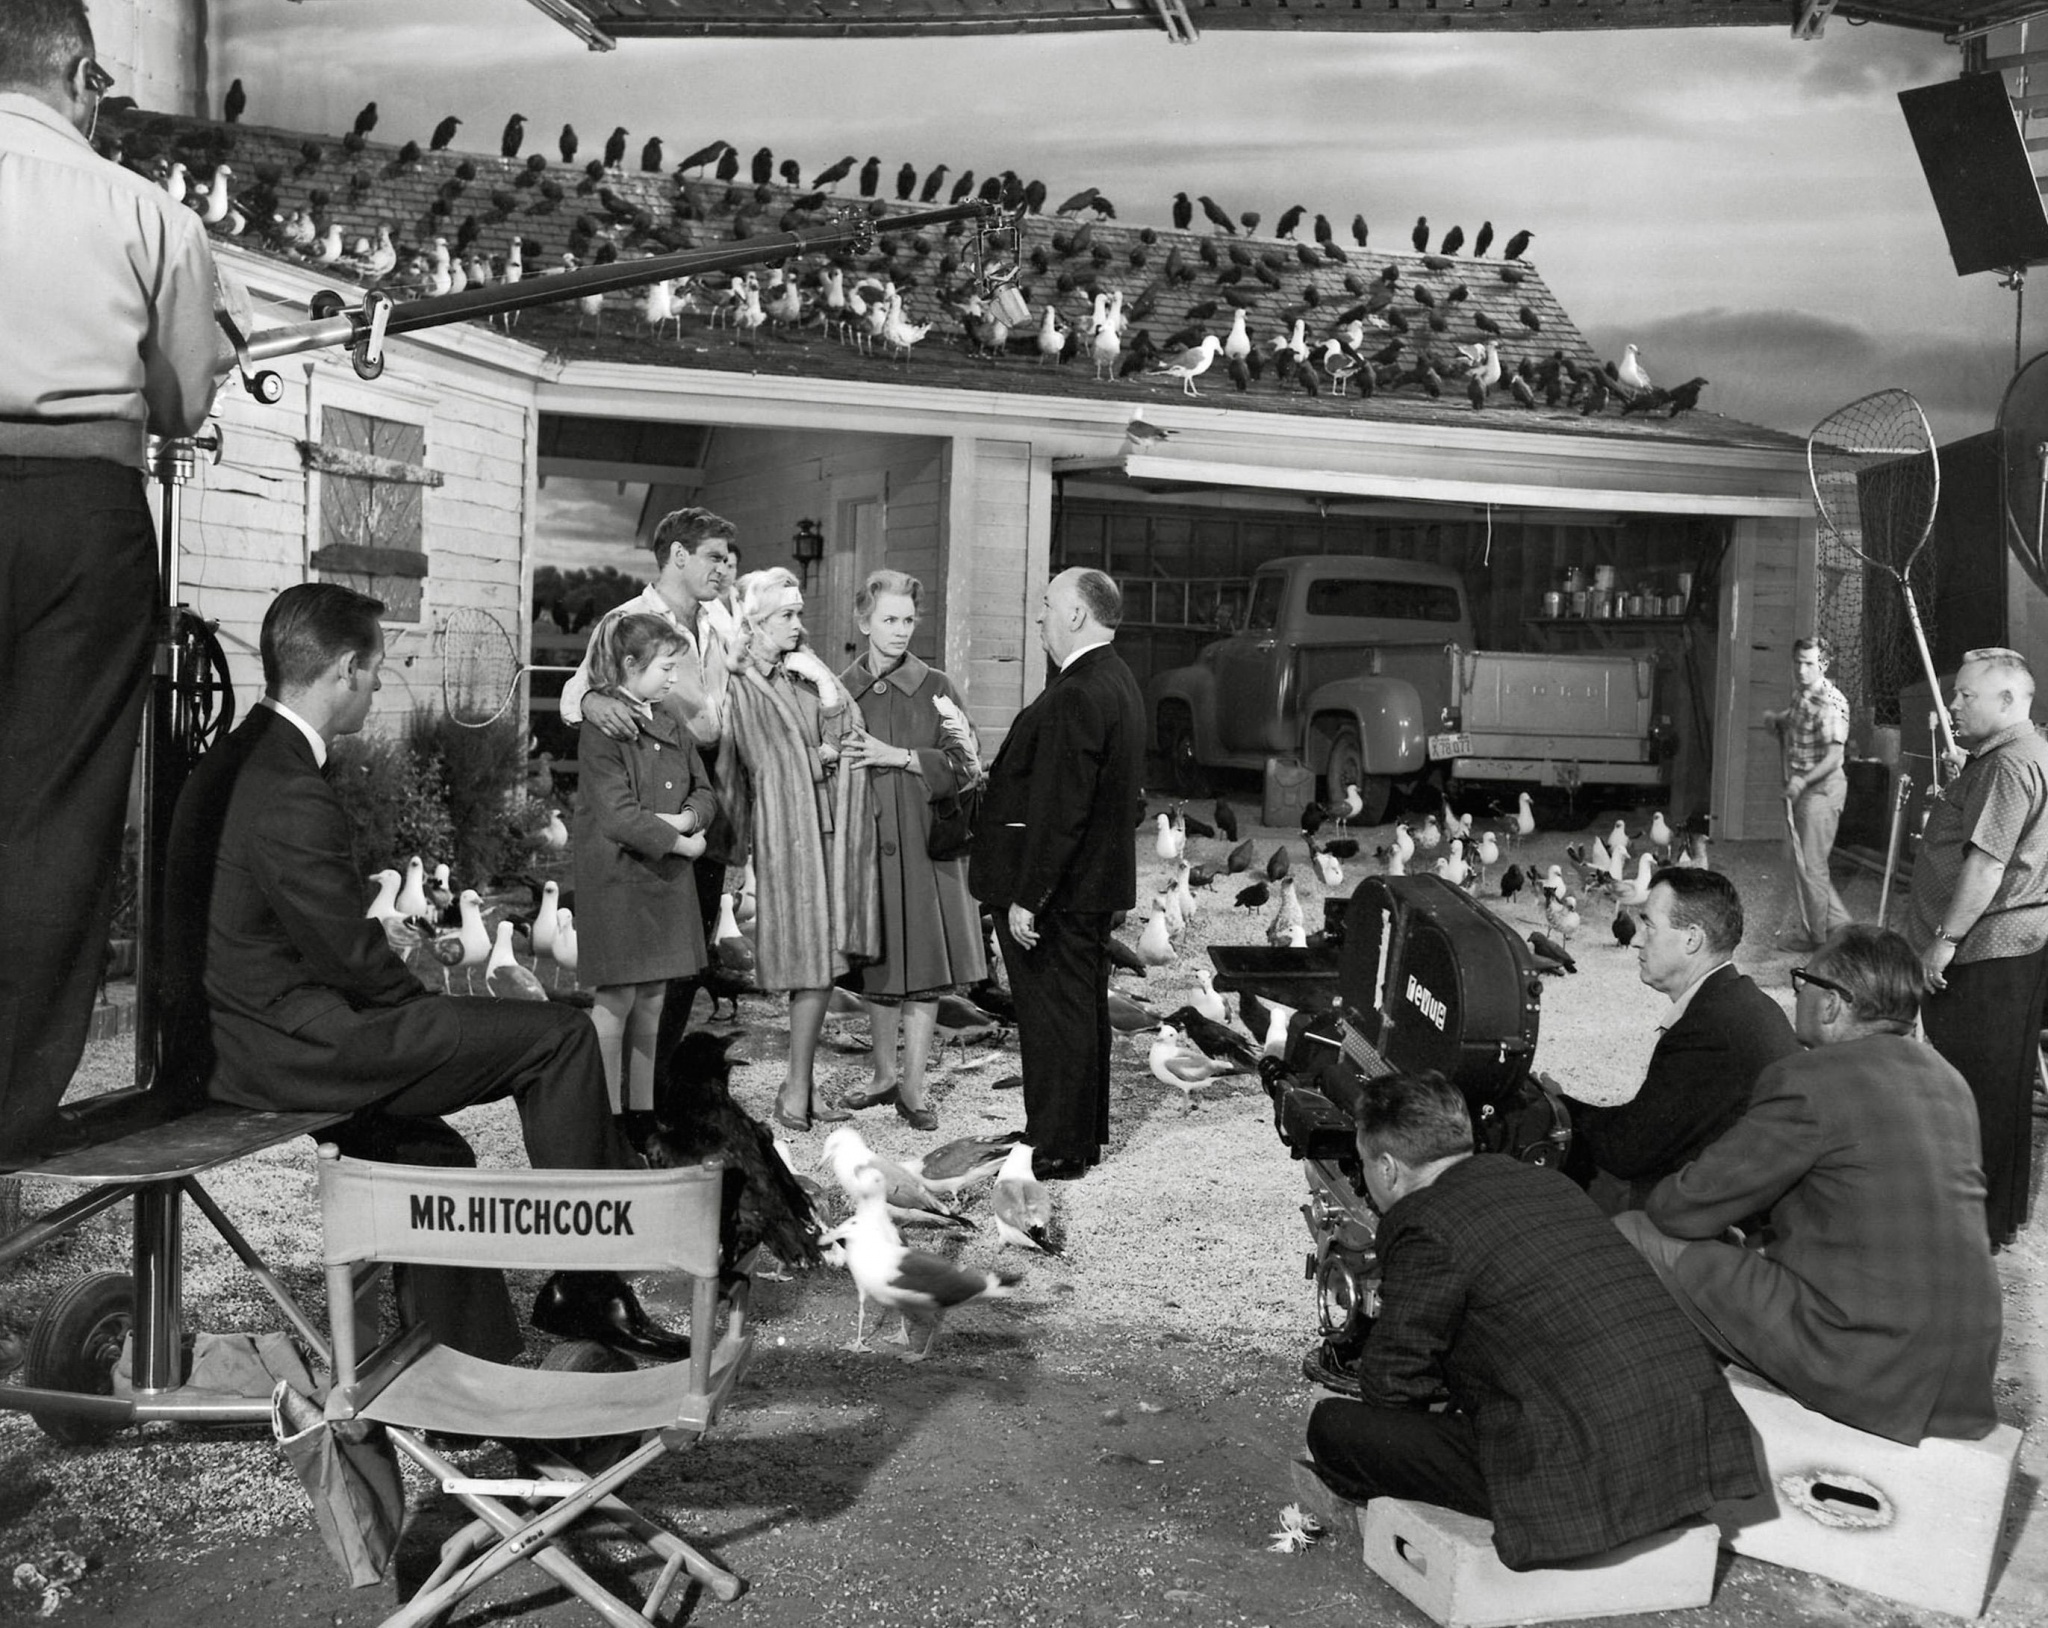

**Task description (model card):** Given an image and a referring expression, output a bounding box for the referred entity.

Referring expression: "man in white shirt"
[0,0,234,1156]
[560,508,737,1049]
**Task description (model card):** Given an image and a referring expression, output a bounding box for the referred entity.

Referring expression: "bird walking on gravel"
[1148,1024,1249,1110]
[827,1166,1018,1357]
[991,1142,1059,1254]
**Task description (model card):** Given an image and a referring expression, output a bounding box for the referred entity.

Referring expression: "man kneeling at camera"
[1303,1070,1760,1570]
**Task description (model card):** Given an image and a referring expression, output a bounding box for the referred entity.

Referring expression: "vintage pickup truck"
[1147,555,1669,821]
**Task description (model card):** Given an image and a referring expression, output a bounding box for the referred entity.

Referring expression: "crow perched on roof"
[640,136,663,173]
[1441,224,1466,257]
[1197,194,1236,234]
[223,78,246,124]
[752,145,774,185]
[859,155,881,196]
[352,101,377,138]
[1353,213,1370,246]
[1412,215,1429,253]
[1172,191,1192,230]
[1503,227,1534,261]
[500,113,525,159]
[717,144,741,182]
[1474,220,1495,257]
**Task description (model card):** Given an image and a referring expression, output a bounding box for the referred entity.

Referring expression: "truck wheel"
[1159,706,1207,796]
[1325,731,1390,824]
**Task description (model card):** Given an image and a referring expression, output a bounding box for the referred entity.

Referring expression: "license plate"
[1428,733,1471,758]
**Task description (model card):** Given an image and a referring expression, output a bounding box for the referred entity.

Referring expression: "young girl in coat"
[571,613,718,1142]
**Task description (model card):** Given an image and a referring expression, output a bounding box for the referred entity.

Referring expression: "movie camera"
[1211,874,1570,1392]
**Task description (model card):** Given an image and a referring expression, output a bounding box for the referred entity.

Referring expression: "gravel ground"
[1,801,2044,1627]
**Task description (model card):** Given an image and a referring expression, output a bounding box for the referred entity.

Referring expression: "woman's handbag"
[926,783,981,862]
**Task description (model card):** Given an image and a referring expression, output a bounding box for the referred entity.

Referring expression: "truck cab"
[1149,556,1469,821]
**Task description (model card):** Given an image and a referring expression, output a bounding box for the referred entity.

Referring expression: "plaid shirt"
[1785,677,1849,786]
[1908,720,2048,964]
[1361,1156,1759,1567]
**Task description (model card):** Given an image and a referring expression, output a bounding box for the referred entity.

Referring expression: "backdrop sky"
[217,3,2036,569]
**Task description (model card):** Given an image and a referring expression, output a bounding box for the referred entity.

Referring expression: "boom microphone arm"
[219,199,1016,399]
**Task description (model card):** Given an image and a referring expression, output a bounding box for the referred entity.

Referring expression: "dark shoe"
[1032,1154,1090,1182]
[772,1106,811,1133]
[810,1100,851,1124]
[896,1100,939,1133]
[990,1074,1023,1091]
[839,1084,901,1111]
[531,1271,691,1362]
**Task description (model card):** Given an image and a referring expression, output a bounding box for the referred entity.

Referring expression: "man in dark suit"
[165,583,686,1360]
[1564,868,1797,1212]
[968,568,1144,1181]
[1304,1070,1761,1571]
[1619,926,2002,1445]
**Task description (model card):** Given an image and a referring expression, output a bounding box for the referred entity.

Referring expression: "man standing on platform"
[0,0,232,1157]
[1910,647,2048,1249]
[970,569,1145,1181]
[560,507,737,1107]
[1765,636,1853,948]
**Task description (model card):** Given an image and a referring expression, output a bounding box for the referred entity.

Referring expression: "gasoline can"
[1263,757,1316,827]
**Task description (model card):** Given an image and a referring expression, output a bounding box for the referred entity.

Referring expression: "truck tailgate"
[1451,647,1656,743]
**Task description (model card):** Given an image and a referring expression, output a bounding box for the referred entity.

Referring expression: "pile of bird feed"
[0,798,1999,1577]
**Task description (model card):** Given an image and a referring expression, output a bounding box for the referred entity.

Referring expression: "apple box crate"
[1361,1498,1717,1628]
[1709,1366,2022,1618]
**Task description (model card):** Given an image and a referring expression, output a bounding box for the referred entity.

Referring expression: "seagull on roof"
[991,1143,1059,1254]
[1125,408,1172,446]
[1617,345,1652,392]
[826,1166,1019,1358]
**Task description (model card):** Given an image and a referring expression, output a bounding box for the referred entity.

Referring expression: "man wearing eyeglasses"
[1617,927,2000,1446]
[0,1,233,1157]
[1908,647,2048,1251]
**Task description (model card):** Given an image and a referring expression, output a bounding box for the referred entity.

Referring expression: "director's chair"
[315,1145,754,1627]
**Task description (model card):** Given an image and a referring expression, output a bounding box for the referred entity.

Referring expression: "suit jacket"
[968,642,1144,915]
[1647,1034,2002,1444]
[164,706,464,1112]
[1573,965,1799,1209]
[1364,1157,1761,1570]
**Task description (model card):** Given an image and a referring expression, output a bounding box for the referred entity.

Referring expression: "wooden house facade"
[157,105,1817,838]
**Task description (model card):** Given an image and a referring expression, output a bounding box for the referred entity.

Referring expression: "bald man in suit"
[968,568,1144,1181]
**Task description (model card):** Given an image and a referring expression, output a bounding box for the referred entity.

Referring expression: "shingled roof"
[113,109,1797,454]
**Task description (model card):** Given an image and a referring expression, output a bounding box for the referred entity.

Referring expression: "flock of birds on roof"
[104,86,1707,422]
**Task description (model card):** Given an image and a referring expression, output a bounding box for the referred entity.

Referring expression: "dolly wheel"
[22,1272,134,1444]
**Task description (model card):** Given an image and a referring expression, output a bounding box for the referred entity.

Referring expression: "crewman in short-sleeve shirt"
[1909,647,2048,1248]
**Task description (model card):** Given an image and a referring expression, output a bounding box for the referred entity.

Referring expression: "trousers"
[0,458,158,1157]
[1790,776,1851,942]
[1921,945,2048,1245]
[1305,1397,1491,1519]
[996,909,1113,1164]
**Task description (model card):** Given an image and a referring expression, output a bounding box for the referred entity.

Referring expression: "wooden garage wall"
[176,338,536,730]
[694,427,945,669]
